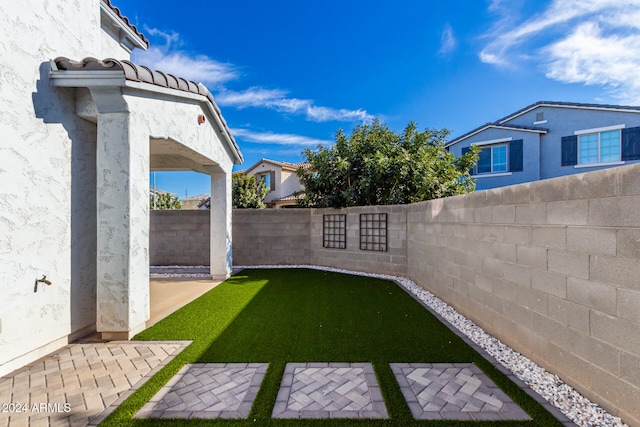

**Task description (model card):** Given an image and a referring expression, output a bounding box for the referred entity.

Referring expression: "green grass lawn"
[102,268,563,426]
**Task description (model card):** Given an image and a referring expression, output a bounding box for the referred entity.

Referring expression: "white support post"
[93,88,149,340]
[209,170,232,280]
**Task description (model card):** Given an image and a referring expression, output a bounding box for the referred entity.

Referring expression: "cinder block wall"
[310,206,407,276]
[407,163,640,426]
[152,164,640,425]
[150,210,210,265]
[232,209,311,265]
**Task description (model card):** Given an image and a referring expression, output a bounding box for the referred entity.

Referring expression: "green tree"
[297,119,479,208]
[150,192,182,210]
[232,172,269,208]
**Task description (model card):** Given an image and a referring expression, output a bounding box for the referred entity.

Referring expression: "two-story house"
[243,159,308,208]
[447,101,640,191]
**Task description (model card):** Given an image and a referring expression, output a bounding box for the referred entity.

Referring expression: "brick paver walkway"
[0,341,189,427]
[272,363,388,419]
[135,363,267,419]
[391,363,531,421]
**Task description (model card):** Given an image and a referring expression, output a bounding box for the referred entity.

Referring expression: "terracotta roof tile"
[102,0,149,48]
[53,57,242,163]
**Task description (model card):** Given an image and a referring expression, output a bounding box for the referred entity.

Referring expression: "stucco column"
[210,170,232,279]
[93,89,149,340]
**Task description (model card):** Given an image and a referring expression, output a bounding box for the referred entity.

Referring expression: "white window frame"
[574,124,624,166]
[473,142,509,175]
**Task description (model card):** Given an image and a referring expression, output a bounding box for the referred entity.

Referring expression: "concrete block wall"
[232,209,311,265]
[150,164,640,425]
[150,210,210,265]
[310,206,407,276]
[407,163,640,426]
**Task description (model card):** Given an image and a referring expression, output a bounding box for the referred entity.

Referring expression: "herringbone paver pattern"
[272,363,388,419]
[391,363,531,421]
[0,341,190,427]
[135,363,268,419]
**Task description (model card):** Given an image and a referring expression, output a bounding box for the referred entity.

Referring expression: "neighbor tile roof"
[242,158,309,174]
[102,0,149,48]
[496,100,640,124]
[446,123,548,147]
[53,57,242,162]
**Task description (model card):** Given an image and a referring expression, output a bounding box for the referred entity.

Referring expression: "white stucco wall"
[0,0,137,375]
[280,169,304,198]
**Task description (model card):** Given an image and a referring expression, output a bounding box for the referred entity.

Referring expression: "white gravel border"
[230,264,627,427]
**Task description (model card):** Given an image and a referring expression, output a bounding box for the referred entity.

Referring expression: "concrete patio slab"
[391,363,531,421]
[148,277,223,327]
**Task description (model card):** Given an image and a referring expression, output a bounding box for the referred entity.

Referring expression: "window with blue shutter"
[462,139,523,174]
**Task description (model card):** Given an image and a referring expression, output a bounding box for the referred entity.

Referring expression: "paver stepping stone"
[391,363,531,421]
[272,362,388,419]
[135,363,267,419]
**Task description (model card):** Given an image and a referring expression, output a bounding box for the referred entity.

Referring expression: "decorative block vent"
[323,214,346,249]
[359,213,387,251]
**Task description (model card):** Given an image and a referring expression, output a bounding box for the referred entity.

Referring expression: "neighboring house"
[181,194,210,209]
[150,187,178,199]
[242,159,308,208]
[150,187,179,209]
[447,101,640,191]
[0,0,242,376]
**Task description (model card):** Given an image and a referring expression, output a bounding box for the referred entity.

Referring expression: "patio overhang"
[49,57,241,339]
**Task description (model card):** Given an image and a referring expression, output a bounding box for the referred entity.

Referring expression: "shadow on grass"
[101,268,563,426]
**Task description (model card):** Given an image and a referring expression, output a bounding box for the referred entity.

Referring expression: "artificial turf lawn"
[102,268,563,426]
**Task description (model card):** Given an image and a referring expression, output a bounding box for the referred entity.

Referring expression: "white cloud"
[480,0,640,103]
[132,27,238,86]
[231,128,331,147]
[217,88,375,122]
[133,28,375,121]
[439,24,457,56]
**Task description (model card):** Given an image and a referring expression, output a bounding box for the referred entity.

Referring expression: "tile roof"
[496,100,640,124]
[272,193,302,202]
[242,158,309,173]
[102,0,149,49]
[446,123,548,147]
[53,57,242,163]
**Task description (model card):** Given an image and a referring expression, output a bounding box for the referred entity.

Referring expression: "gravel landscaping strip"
[154,264,627,427]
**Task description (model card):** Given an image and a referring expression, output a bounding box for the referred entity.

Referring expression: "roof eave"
[446,125,548,147]
[498,101,640,124]
[49,66,243,165]
[100,1,148,51]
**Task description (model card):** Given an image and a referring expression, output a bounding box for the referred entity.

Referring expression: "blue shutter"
[461,147,474,175]
[561,135,578,166]
[477,147,491,173]
[509,139,523,172]
[622,126,640,161]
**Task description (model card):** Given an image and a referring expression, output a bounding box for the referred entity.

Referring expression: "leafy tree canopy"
[150,192,182,210]
[297,119,479,208]
[232,172,269,209]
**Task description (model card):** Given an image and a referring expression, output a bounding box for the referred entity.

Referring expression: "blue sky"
[114,0,640,198]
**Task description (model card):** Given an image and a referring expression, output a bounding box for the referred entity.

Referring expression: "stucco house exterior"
[181,194,210,210]
[447,101,640,191]
[242,159,307,208]
[0,0,242,376]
